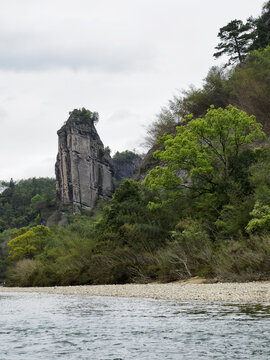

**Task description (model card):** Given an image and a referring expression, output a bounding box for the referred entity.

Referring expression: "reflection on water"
[0,292,270,359]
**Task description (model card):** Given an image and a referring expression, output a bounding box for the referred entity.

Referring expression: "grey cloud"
[0,33,156,72]
[106,110,139,124]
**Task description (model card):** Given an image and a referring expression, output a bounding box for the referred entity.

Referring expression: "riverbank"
[1,278,270,302]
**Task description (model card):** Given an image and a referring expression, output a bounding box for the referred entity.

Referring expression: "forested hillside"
[1,1,270,286]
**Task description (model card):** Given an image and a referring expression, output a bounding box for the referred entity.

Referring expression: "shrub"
[213,235,270,281]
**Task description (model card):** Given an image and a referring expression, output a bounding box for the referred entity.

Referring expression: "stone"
[55,110,114,213]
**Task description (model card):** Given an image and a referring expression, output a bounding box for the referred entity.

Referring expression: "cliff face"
[55,113,114,213]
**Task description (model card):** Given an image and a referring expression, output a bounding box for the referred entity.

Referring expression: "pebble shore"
[1,279,270,303]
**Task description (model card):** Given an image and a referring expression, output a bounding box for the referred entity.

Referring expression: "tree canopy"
[8,225,51,260]
[0,177,56,230]
[144,106,265,195]
[213,20,255,66]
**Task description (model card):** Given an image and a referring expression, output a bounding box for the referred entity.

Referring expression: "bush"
[7,259,39,286]
[213,235,270,281]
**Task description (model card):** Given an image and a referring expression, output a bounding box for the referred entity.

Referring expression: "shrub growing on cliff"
[69,108,99,125]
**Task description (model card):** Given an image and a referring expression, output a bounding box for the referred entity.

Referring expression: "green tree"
[0,177,56,230]
[214,19,255,66]
[8,225,50,260]
[96,179,168,251]
[144,106,265,199]
[179,66,230,118]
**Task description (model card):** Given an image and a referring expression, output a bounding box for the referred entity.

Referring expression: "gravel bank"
[1,280,270,303]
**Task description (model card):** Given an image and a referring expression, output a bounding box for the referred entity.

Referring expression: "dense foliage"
[4,105,270,286]
[1,2,270,286]
[0,178,56,231]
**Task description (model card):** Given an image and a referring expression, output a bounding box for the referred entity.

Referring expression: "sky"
[0,0,266,180]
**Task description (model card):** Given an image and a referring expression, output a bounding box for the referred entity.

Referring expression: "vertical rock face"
[55,111,114,213]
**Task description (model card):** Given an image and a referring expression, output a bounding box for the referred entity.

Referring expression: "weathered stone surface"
[55,113,114,213]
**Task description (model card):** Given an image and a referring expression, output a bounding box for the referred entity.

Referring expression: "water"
[0,293,270,359]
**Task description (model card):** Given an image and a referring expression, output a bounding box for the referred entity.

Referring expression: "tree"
[179,66,230,118]
[214,20,255,66]
[8,225,50,260]
[96,179,168,251]
[144,66,231,150]
[143,106,265,197]
[250,1,270,50]
[69,108,99,125]
[0,177,56,230]
[229,46,270,133]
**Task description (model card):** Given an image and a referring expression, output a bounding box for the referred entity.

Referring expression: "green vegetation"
[113,150,140,164]
[145,45,270,146]
[145,106,264,195]
[69,108,99,125]
[214,1,270,66]
[214,19,255,66]
[1,2,270,286]
[8,225,51,260]
[0,178,56,231]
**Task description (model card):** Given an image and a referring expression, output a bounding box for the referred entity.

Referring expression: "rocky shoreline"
[1,279,270,303]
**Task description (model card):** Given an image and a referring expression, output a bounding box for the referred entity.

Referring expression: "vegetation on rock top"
[68,107,99,126]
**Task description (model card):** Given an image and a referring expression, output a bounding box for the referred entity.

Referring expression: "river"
[0,292,270,359]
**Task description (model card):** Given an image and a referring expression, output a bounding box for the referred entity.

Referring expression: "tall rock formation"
[55,109,114,213]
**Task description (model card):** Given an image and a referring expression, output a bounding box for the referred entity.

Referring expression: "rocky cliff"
[55,109,114,213]
[112,150,143,183]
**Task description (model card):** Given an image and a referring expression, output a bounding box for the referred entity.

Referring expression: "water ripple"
[0,293,270,359]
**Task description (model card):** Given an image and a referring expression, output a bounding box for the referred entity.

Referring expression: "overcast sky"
[0,0,265,180]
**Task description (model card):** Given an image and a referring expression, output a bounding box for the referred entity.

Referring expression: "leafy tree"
[0,177,56,230]
[214,19,255,66]
[8,225,50,260]
[144,106,265,203]
[96,180,169,251]
[179,66,230,118]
